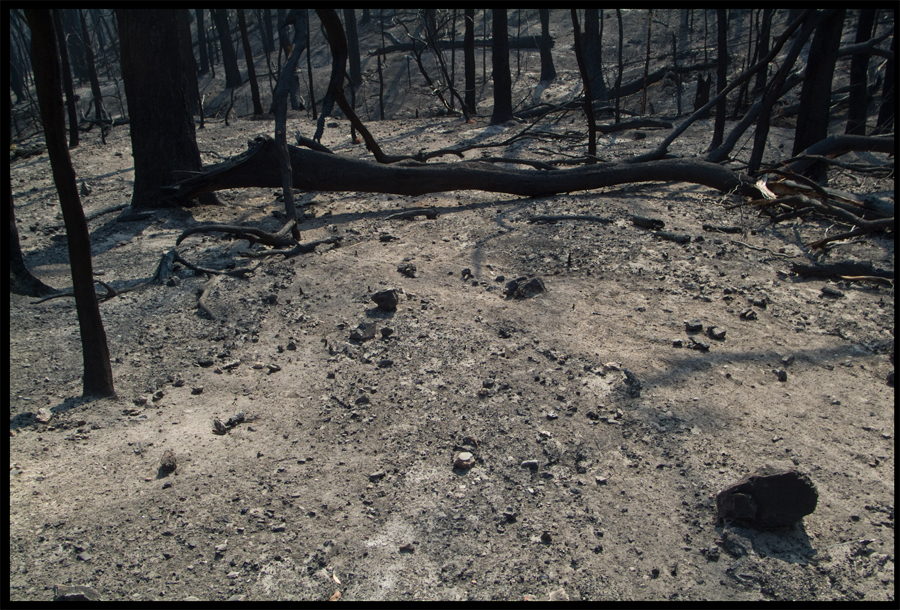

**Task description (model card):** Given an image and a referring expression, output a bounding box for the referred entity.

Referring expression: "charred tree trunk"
[79,9,106,130]
[212,9,243,89]
[615,9,623,123]
[25,8,116,399]
[873,33,895,135]
[748,9,819,174]
[9,181,57,297]
[196,9,210,75]
[490,9,514,124]
[571,10,597,159]
[532,8,556,106]
[845,9,876,135]
[168,136,765,201]
[178,10,201,117]
[343,9,362,90]
[52,9,80,148]
[238,9,264,116]
[792,9,845,182]
[710,9,728,150]
[117,9,217,210]
[464,8,477,115]
[581,9,609,111]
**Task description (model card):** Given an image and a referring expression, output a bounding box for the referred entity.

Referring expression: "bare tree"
[8,182,57,297]
[490,9,514,124]
[710,9,728,150]
[24,8,116,398]
[52,9,79,148]
[211,9,243,88]
[464,8,477,115]
[237,9,264,116]
[846,9,877,135]
[792,9,846,181]
[117,9,218,210]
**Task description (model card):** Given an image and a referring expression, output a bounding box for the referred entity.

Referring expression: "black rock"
[372,289,400,311]
[505,277,547,299]
[397,263,418,278]
[632,214,665,230]
[716,466,818,529]
[350,322,376,341]
[685,319,703,332]
[623,368,642,397]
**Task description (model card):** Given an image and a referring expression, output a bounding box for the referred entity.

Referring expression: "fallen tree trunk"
[167,136,765,201]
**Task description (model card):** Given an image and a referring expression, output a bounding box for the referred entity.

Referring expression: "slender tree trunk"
[710,9,728,149]
[792,9,845,181]
[464,8,477,115]
[196,9,209,75]
[343,9,361,89]
[24,8,115,398]
[9,181,58,297]
[615,9,623,123]
[641,10,652,114]
[571,10,597,158]
[753,9,773,94]
[582,9,610,110]
[538,9,556,83]
[845,9,876,135]
[79,9,105,129]
[748,9,819,174]
[52,9,80,148]
[178,10,201,117]
[212,9,243,88]
[238,9,264,116]
[873,33,895,134]
[306,10,317,120]
[490,9,514,124]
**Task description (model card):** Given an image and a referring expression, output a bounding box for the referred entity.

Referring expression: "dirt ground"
[9,10,895,602]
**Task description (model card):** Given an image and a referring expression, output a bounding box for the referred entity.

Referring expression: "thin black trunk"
[490,9,514,124]
[845,9,877,135]
[24,8,115,398]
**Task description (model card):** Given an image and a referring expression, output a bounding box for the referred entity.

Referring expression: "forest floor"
[9,10,896,603]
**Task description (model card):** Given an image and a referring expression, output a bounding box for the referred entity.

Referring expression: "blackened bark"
[170,136,766,201]
[52,9,80,148]
[538,9,556,83]
[490,9,514,124]
[753,9,773,94]
[178,10,201,116]
[571,10,597,158]
[8,180,57,297]
[581,9,609,109]
[343,9,362,89]
[196,9,209,75]
[238,9,264,116]
[24,8,115,398]
[710,9,728,150]
[792,9,845,181]
[748,9,819,174]
[846,10,876,135]
[117,9,216,210]
[464,8,477,115]
[79,10,105,127]
[873,34,895,135]
[212,9,243,88]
